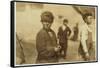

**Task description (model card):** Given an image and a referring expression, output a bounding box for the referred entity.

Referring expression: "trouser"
[78,40,93,61]
[59,42,68,57]
[36,54,58,63]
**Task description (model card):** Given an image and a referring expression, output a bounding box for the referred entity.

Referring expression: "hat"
[41,11,54,23]
[63,19,68,23]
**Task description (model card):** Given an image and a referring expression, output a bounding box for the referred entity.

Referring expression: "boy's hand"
[54,45,61,52]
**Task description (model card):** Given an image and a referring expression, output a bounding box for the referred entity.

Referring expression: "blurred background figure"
[57,19,71,59]
[71,23,79,41]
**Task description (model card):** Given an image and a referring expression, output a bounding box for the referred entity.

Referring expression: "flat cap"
[41,11,54,23]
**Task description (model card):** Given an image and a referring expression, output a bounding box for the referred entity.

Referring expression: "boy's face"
[85,16,93,24]
[63,22,68,26]
[42,22,52,30]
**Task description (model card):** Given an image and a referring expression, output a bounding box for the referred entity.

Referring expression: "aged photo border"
[10,1,98,67]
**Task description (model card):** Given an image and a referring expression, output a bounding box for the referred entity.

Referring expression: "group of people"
[36,11,94,64]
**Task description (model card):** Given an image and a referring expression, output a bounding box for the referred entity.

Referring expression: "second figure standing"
[57,19,71,59]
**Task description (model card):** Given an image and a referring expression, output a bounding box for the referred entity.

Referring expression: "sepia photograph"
[11,1,98,67]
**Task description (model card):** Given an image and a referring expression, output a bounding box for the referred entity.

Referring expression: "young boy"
[78,13,93,61]
[36,11,61,63]
[57,19,71,59]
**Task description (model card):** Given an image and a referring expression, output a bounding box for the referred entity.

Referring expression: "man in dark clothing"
[57,19,71,59]
[36,11,61,64]
[71,23,79,41]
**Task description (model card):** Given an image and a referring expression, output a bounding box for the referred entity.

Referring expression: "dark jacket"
[36,28,58,63]
[58,26,71,43]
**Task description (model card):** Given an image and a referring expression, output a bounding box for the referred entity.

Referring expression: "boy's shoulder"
[37,29,46,35]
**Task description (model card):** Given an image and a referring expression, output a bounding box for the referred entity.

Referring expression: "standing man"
[71,23,79,41]
[78,13,93,61]
[36,11,61,63]
[57,19,71,59]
